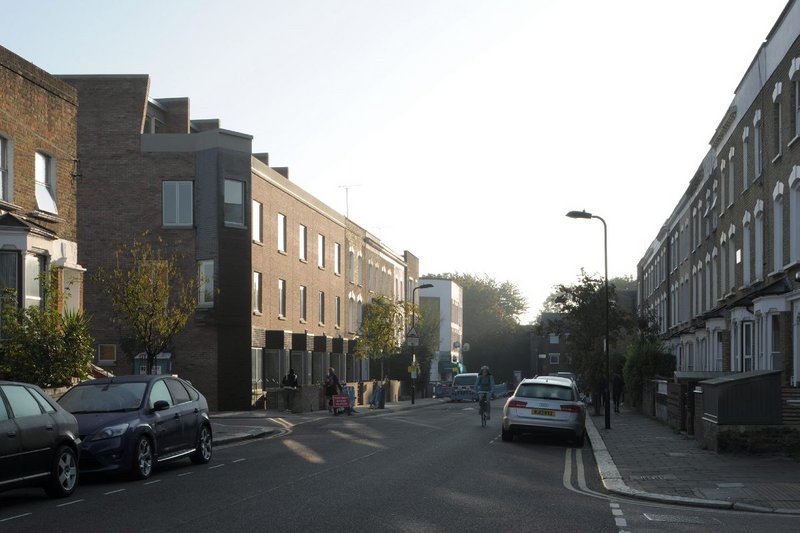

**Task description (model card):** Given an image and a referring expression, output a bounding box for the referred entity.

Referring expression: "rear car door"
[147,379,182,454]
[165,378,197,451]
[0,384,55,480]
[0,391,22,486]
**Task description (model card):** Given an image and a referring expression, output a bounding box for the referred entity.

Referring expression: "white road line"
[615,517,627,527]
[0,513,32,522]
[178,472,194,477]
[104,489,126,495]
[208,464,224,469]
[57,499,85,507]
[144,479,161,485]
[232,458,246,463]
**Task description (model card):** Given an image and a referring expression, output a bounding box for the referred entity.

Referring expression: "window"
[728,147,736,198]
[148,380,173,409]
[163,181,193,226]
[753,110,763,179]
[319,291,325,324]
[198,260,214,307]
[278,279,286,317]
[165,379,191,405]
[299,285,307,321]
[253,272,262,314]
[773,182,785,271]
[334,296,341,327]
[24,253,45,309]
[549,334,559,344]
[98,344,117,364]
[742,212,751,286]
[334,243,341,275]
[742,128,749,187]
[549,353,560,365]
[252,201,262,242]
[0,385,43,418]
[0,136,9,202]
[755,201,764,281]
[772,82,783,158]
[742,321,754,371]
[299,224,307,261]
[224,179,244,225]
[792,58,800,139]
[35,151,57,214]
[317,234,326,268]
[0,250,19,306]
[277,213,286,252]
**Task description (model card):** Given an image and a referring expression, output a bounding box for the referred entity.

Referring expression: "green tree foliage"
[542,270,634,402]
[398,301,441,384]
[623,310,675,407]
[356,296,405,376]
[424,273,528,382]
[93,234,197,374]
[0,269,94,387]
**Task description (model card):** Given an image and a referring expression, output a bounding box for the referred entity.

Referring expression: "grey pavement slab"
[588,405,800,513]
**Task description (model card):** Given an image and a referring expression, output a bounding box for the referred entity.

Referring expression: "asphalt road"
[2,402,799,532]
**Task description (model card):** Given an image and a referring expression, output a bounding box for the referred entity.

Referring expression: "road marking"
[57,499,85,507]
[0,513,32,522]
[208,464,224,469]
[178,472,194,477]
[105,489,126,495]
[144,479,161,485]
[232,458,246,463]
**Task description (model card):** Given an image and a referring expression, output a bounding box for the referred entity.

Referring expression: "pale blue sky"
[3,0,790,322]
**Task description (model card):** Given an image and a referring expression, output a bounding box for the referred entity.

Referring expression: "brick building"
[637,0,800,385]
[0,46,83,316]
[60,74,420,409]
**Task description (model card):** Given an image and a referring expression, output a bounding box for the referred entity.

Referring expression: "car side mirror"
[153,400,170,412]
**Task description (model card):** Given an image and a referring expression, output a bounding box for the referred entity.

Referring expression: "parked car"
[58,375,212,480]
[0,381,81,497]
[449,373,479,402]
[501,376,586,446]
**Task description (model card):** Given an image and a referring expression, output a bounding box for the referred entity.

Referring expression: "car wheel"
[44,445,78,498]
[190,424,213,465]
[501,428,513,442]
[132,435,154,479]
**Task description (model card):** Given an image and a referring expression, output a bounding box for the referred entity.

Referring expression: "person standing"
[281,368,299,413]
[324,367,342,414]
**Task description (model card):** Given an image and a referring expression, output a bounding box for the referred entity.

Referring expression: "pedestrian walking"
[612,372,624,413]
[324,367,342,414]
[281,368,299,413]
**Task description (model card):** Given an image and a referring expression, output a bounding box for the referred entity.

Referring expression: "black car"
[58,375,212,479]
[0,381,81,497]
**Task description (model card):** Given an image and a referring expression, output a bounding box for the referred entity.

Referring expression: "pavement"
[210,396,800,514]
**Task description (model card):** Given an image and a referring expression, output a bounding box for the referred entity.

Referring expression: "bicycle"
[478,391,490,427]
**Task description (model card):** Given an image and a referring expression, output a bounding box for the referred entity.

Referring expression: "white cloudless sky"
[2,0,791,323]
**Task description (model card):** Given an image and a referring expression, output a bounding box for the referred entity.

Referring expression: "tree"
[542,270,634,408]
[0,268,94,387]
[355,295,405,378]
[623,310,675,407]
[93,234,197,374]
[399,300,441,386]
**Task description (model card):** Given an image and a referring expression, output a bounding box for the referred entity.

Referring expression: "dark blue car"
[58,375,212,479]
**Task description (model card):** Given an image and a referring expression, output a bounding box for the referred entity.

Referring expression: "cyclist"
[476,365,495,420]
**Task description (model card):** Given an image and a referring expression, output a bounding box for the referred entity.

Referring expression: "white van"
[450,373,479,402]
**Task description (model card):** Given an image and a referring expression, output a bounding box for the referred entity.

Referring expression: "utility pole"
[338,184,362,218]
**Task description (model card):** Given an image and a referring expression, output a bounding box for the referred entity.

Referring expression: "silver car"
[501,376,586,446]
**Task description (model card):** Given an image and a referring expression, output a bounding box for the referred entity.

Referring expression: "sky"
[2,0,792,323]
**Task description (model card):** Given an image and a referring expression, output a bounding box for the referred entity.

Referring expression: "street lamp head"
[566,210,593,219]
[417,283,434,289]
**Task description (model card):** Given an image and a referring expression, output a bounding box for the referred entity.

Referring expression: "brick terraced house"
[0,46,83,317]
[637,0,800,386]
[60,74,420,410]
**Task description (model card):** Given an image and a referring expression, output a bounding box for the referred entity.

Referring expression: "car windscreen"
[515,383,575,401]
[59,382,148,413]
[453,375,476,386]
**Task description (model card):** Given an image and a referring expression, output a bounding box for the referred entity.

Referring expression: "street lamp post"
[409,283,434,405]
[566,210,611,430]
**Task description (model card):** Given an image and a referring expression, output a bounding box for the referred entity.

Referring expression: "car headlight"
[89,423,130,441]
